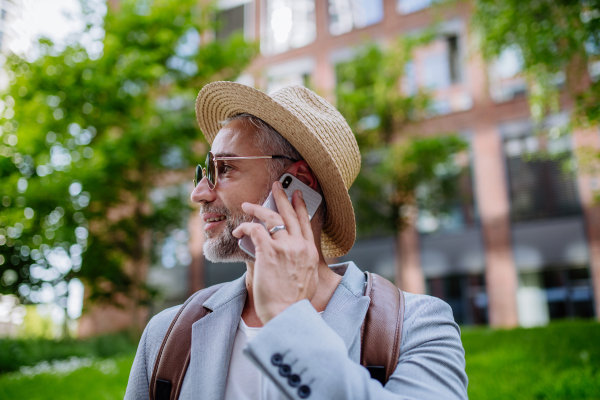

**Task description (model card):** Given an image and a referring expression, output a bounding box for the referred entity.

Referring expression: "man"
[125,82,468,399]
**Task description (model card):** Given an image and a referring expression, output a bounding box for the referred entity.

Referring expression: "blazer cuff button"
[278,364,292,377]
[298,385,311,398]
[288,374,301,387]
[271,353,283,366]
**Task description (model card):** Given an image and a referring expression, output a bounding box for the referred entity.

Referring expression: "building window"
[416,158,478,235]
[328,0,383,36]
[267,72,311,93]
[447,35,461,84]
[504,134,580,222]
[397,0,433,15]
[544,268,595,319]
[216,0,253,42]
[418,35,462,90]
[216,5,245,41]
[265,57,315,93]
[489,45,527,102]
[518,268,594,325]
[262,0,316,55]
[422,51,450,90]
[426,274,488,325]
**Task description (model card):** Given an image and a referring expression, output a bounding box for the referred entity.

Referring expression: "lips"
[202,213,227,231]
[205,215,226,222]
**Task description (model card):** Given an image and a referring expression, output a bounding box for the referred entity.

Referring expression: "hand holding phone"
[238,173,322,258]
[232,177,322,324]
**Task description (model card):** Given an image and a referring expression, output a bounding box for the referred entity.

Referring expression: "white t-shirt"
[223,318,284,400]
[223,313,323,400]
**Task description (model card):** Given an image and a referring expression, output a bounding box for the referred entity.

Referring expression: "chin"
[203,238,252,263]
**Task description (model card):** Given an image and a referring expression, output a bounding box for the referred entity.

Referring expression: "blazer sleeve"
[243,294,468,400]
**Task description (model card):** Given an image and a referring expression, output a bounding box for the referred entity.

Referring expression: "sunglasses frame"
[194,151,297,190]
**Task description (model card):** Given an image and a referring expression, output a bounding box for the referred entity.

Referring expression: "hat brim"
[195,82,356,257]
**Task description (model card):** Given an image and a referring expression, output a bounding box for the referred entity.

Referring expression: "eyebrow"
[213,152,240,158]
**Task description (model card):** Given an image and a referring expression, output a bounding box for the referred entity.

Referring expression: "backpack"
[149,271,405,400]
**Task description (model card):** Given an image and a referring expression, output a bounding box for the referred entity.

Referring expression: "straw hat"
[195,82,361,257]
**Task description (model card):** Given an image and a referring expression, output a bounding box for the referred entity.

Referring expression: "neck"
[242,253,343,328]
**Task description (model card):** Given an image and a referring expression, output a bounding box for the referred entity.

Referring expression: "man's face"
[190,119,274,262]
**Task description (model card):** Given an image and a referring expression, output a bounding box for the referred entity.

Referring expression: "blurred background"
[0,0,600,398]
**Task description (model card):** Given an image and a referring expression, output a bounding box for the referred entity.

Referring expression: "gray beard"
[202,174,276,263]
[202,205,254,263]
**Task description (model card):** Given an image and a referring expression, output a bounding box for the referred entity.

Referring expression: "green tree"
[472,0,600,123]
[471,0,600,190]
[335,37,468,239]
[0,0,256,332]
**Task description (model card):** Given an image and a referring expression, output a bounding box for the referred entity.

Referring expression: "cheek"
[218,169,273,212]
[235,178,272,206]
[218,184,251,215]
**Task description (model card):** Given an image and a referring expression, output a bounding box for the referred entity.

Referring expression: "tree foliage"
[472,0,600,125]
[0,0,256,316]
[471,0,600,200]
[350,136,469,236]
[336,37,432,148]
[335,37,468,236]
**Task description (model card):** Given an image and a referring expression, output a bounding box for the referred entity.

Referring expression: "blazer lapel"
[181,262,369,399]
[186,274,247,400]
[322,262,370,362]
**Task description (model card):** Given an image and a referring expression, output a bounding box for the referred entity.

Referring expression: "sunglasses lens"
[194,165,201,187]
[206,152,216,190]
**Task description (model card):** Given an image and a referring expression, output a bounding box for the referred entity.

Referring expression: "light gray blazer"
[125,262,468,400]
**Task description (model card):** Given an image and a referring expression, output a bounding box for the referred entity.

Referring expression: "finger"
[241,202,287,233]
[271,181,302,236]
[292,190,314,242]
[232,222,271,247]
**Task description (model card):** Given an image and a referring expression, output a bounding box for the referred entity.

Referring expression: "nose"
[190,176,216,205]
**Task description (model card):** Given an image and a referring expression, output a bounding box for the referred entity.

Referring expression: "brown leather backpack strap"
[149,283,226,400]
[360,272,406,385]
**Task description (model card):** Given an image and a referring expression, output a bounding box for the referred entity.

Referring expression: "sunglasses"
[194,151,297,190]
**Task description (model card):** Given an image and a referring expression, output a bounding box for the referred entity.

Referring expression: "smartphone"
[238,173,323,258]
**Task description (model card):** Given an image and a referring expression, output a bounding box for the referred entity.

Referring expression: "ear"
[285,161,320,191]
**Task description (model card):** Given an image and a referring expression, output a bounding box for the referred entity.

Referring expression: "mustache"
[200,203,252,229]
[200,204,231,217]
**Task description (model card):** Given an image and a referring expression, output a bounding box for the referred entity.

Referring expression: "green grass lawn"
[0,332,138,374]
[0,319,598,399]
[463,319,600,399]
[0,354,135,400]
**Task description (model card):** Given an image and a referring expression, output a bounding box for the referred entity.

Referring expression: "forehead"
[211,118,262,155]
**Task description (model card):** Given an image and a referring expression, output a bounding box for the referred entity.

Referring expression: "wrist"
[258,302,292,324]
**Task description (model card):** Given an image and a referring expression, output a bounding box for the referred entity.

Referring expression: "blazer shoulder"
[142,281,234,358]
[403,291,455,320]
[143,305,182,356]
[400,291,463,352]
[128,304,183,391]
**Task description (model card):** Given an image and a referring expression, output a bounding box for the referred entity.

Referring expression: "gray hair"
[221,113,327,222]
[222,113,302,181]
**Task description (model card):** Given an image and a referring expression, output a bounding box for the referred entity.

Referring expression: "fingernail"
[297,190,303,199]
[276,181,283,189]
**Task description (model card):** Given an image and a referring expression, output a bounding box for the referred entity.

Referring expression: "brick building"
[87,0,600,333]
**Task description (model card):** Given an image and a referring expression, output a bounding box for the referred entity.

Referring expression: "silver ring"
[269,225,286,235]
